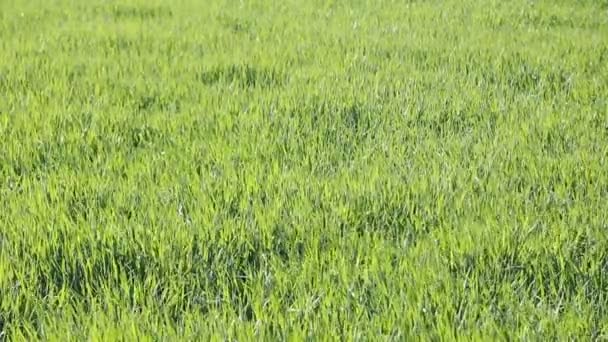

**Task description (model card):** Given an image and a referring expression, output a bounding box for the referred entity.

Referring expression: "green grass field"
[1,0,608,339]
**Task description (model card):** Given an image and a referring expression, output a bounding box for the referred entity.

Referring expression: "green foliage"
[1,0,607,339]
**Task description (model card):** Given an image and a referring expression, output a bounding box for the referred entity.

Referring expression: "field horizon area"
[1,0,608,340]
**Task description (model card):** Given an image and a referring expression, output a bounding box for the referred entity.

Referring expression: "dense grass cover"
[1,0,607,339]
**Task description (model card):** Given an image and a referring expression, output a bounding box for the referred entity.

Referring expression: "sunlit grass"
[1,0,607,339]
